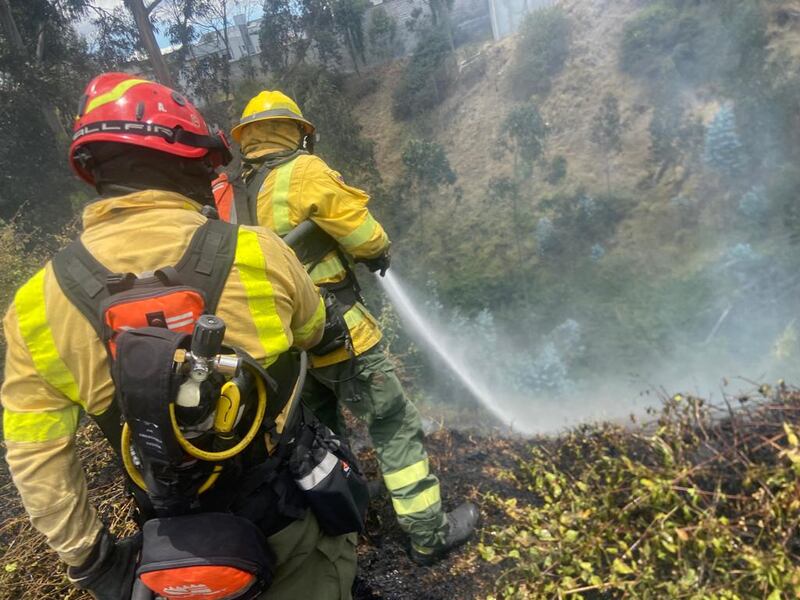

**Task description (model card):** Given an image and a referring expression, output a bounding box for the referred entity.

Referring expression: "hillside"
[353,0,793,273]
[342,0,800,422]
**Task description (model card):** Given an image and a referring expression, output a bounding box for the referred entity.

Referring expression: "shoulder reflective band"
[295,450,339,490]
[3,405,81,443]
[391,483,441,516]
[15,269,85,407]
[383,458,430,492]
[338,215,380,251]
[234,229,290,365]
[270,159,298,236]
[293,296,325,345]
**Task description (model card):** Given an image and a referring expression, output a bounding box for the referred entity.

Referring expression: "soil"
[352,428,535,600]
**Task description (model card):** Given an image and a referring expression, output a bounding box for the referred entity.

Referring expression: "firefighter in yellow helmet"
[213,90,479,564]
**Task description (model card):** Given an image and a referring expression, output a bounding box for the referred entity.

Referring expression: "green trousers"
[259,510,357,599]
[303,346,446,549]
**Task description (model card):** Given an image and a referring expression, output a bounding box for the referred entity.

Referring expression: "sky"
[77,0,264,50]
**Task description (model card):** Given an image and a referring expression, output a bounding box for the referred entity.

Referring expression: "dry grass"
[0,422,136,600]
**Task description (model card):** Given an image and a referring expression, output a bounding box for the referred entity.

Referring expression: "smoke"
[370,1,800,434]
[379,272,660,434]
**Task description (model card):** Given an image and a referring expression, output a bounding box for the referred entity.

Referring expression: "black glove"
[358,251,391,277]
[310,290,350,357]
[68,529,142,600]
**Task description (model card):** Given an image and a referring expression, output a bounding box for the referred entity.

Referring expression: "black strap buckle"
[105,272,137,294]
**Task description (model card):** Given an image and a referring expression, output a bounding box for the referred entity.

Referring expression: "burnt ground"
[0,421,534,600]
[352,428,534,600]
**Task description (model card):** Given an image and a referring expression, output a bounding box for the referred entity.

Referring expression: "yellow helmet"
[230,90,315,143]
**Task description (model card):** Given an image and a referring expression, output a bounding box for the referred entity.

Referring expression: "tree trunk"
[0,0,67,144]
[125,0,175,87]
[510,194,529,304]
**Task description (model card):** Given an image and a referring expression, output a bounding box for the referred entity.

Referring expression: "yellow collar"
[82,191,203,229]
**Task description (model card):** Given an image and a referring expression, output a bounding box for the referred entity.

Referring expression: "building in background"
[171,0,543,83]
[487,0,555,39]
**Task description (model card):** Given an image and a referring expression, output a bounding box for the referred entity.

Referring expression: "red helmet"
[70,72,231,185]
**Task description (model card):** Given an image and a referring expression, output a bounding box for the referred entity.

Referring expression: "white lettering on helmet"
[73,121,175,141]
[158,102,167,113]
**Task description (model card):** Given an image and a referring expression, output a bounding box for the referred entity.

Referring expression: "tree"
[259,0,302,73]
[333,0,368,72]
[489,176,528,294]
[425,0,454,51]
[368,6,398,62]
[124,0,175,86]
[89,5,140,70]
[0,0,96,226]
[401,139,456,246]
[704,103,746,178]
[259,0,346,76]
[500,102,549,178]
[591,93,623,193]
[0,0,71,144]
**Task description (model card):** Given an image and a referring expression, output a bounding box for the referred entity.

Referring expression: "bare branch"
[35,22,45,63]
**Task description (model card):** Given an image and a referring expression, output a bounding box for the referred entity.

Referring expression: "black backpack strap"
[173,219,238,313]
[234,150,308,226]
[52,238,113,338]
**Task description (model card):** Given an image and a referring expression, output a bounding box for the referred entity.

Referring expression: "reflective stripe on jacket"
[1,191,325,566]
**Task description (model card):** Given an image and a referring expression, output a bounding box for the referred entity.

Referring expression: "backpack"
[52,218,238,452]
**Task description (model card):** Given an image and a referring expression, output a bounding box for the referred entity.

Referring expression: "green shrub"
[545,156,567,185]
[508,7,571,99]
[499,102,548,167]
[481,389,800,598]
[392,28,452,120]
[401,139,456,189]
[620,4,701,79]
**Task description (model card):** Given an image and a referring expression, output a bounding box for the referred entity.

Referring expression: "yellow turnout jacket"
[240,122,390,368]
[1,192,325,566]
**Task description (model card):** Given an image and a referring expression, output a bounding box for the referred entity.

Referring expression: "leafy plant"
[704,103,746,178]
[499,102,549,171]
[367,6,399,61]
[392,27,453,120]
[508,7,571,99]
[546,155,568,185]
[481,389,800,599]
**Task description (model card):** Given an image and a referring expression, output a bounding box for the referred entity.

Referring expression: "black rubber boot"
[409,502,479,566]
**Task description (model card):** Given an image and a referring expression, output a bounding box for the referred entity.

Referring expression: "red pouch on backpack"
[137,513,274,600]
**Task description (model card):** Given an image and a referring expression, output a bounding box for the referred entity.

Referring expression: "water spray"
[378,271,524,431]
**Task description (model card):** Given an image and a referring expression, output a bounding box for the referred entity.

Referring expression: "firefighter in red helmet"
[2,73,357,600]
